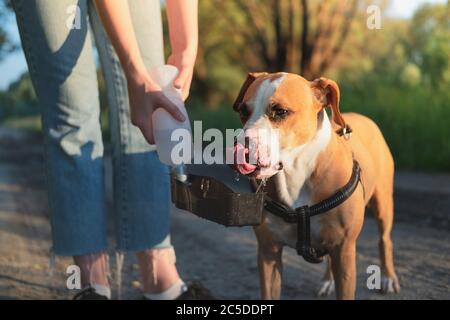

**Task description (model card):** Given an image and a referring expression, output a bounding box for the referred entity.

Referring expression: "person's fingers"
[181,73,193,101]
[173,67,190,90]
[140,123,155,145]
[155,94,186,122]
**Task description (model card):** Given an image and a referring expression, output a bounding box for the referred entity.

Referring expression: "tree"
[187,0,390,108]
[409,2,450,88]
[163,1,249,107]
[0,0,15,62]
[217,0,379,79]
[0,72,38,120]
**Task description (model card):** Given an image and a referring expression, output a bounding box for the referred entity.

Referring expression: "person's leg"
[12,0,109,292]
[88,0,181,296]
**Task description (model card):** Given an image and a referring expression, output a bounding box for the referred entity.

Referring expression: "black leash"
[263,160,361,263]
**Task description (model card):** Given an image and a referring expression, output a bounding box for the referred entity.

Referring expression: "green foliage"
[187,102,241,133]
[0,73,39,120]
[0,0,16,61]
[1,1,449,171]
[408,3,450,88]
[341,79,450,171]
[162,1,247,108]
[337,2,450,171]
[2,115,41,132]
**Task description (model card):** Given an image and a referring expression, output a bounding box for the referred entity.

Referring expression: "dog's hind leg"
[316,256,335,297]
[370,186,400,293]
[254,224,283,300]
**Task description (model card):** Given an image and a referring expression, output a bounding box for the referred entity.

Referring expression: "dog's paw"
[316,280,335,297]
[381,275,400,294]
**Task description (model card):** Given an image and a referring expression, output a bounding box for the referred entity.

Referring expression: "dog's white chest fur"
[263,111,331,248]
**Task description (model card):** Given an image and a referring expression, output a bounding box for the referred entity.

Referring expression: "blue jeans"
[12,0,172,255]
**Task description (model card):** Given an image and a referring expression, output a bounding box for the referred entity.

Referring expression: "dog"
[231,72,400,300]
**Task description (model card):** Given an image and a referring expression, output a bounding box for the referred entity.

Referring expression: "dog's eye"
[270,104,290,120]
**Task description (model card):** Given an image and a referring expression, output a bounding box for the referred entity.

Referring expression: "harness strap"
[309,160,361,217]
[263,160,361,263]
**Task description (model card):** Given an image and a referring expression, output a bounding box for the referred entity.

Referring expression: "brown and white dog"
[232,72,400,300]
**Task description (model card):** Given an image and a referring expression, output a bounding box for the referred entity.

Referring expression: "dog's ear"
[311,77,347,130]
[233,72,268,111]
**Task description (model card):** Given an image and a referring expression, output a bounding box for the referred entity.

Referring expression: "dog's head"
[231,72,346,179]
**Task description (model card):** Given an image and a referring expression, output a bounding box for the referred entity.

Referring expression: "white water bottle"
[150,65,192,167]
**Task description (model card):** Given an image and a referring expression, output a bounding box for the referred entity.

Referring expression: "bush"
[341,80,450,171]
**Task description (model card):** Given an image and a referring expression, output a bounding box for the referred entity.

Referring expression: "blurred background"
[0,0,449,300]
[1,0,449,170]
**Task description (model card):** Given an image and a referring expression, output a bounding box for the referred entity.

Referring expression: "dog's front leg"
[330,241,357,300]
[254,225,283,300]
[257,244,283,300]
[316,256,335,297]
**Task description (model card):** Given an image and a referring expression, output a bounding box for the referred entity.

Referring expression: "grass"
[185,84,450,172]
[340,83,450,172]
[2,85,448,172]
[186,102,241,132]
[2,115,42,133]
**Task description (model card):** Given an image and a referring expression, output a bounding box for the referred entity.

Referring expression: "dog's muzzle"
[231,141,282,179]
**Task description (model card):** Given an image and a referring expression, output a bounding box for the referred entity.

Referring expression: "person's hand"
[167,50,196,101]
[126,70,186,144]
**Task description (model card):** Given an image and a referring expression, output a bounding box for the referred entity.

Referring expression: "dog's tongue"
[232,143,257,175]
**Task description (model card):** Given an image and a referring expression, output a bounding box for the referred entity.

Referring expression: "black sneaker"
[73,286,109,300]
[143,281,216,300]
[176,281,216,300]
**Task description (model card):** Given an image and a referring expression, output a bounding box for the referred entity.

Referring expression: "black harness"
[262,160,361,263]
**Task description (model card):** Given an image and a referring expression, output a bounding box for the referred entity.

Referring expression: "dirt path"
[0,129,449,300]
